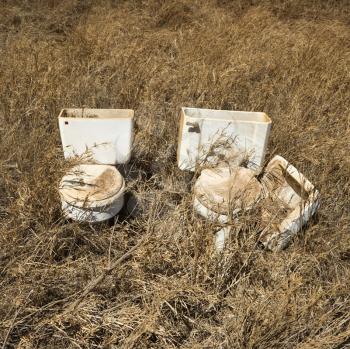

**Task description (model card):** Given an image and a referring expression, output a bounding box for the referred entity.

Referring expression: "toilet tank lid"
[59,108,134,119]
[59,164,125,207]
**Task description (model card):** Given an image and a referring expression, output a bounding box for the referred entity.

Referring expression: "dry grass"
[0,0,350,348]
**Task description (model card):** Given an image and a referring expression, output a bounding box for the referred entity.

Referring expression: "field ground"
[0,0,350,348]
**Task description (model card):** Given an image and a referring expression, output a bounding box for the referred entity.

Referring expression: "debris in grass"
[258,155,320,251]
[195,156,320,252]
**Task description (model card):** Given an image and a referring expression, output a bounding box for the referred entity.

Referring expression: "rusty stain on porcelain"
[59,164,125,206]
[193,164,262,224]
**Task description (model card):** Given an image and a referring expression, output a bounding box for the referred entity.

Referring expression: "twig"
[64,235,147,313]
[108,224,116,269]
[2,290,33,349]
[13,294,77,327]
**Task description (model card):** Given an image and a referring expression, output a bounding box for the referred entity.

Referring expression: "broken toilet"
[177,107,319,251]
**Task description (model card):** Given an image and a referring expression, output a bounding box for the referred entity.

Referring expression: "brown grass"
[0,0,350,348]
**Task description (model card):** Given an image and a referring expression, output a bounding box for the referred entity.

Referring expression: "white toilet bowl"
[193,165,262,222]
[58,108,134,222]
[59,164,125,222]
[176,107,272,249]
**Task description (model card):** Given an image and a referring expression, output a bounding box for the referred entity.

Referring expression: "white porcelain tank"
[58,108,134,165]
[177,107,272,172]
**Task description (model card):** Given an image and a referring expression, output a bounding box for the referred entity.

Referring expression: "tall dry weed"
[0,0,349,348]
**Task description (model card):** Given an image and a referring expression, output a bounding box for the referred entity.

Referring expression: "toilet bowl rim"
[59,164,126,207]
[60,180,125,208]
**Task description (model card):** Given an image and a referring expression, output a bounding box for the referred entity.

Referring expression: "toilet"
[177,107,270,250]
[176,108,319,251]
[58,108,134,222]
[177,107,272,221]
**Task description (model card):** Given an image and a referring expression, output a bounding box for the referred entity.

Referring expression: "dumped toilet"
[177,107,272,222]
[58,108,134,222]
[176,107,319,251]
[193,166,262,223]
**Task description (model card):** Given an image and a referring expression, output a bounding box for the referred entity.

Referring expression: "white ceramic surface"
[59,164,125,222]
[214,226,232,252]
[61,196,124,222]
[177,107,272,172]
[58,108,134,165]
[259,155,320,251]
[193,166,262,222]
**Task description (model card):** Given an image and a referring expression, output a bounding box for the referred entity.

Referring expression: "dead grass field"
[0,0,350,348]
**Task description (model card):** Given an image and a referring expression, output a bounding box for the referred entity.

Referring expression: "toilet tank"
[58,108,134,165]
[177,107,272,172]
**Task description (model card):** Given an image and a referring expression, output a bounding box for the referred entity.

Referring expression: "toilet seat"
[59,164,125,207]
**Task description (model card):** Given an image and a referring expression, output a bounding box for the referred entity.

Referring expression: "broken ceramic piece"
[258,155,320,251]
[214,226,232,252]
